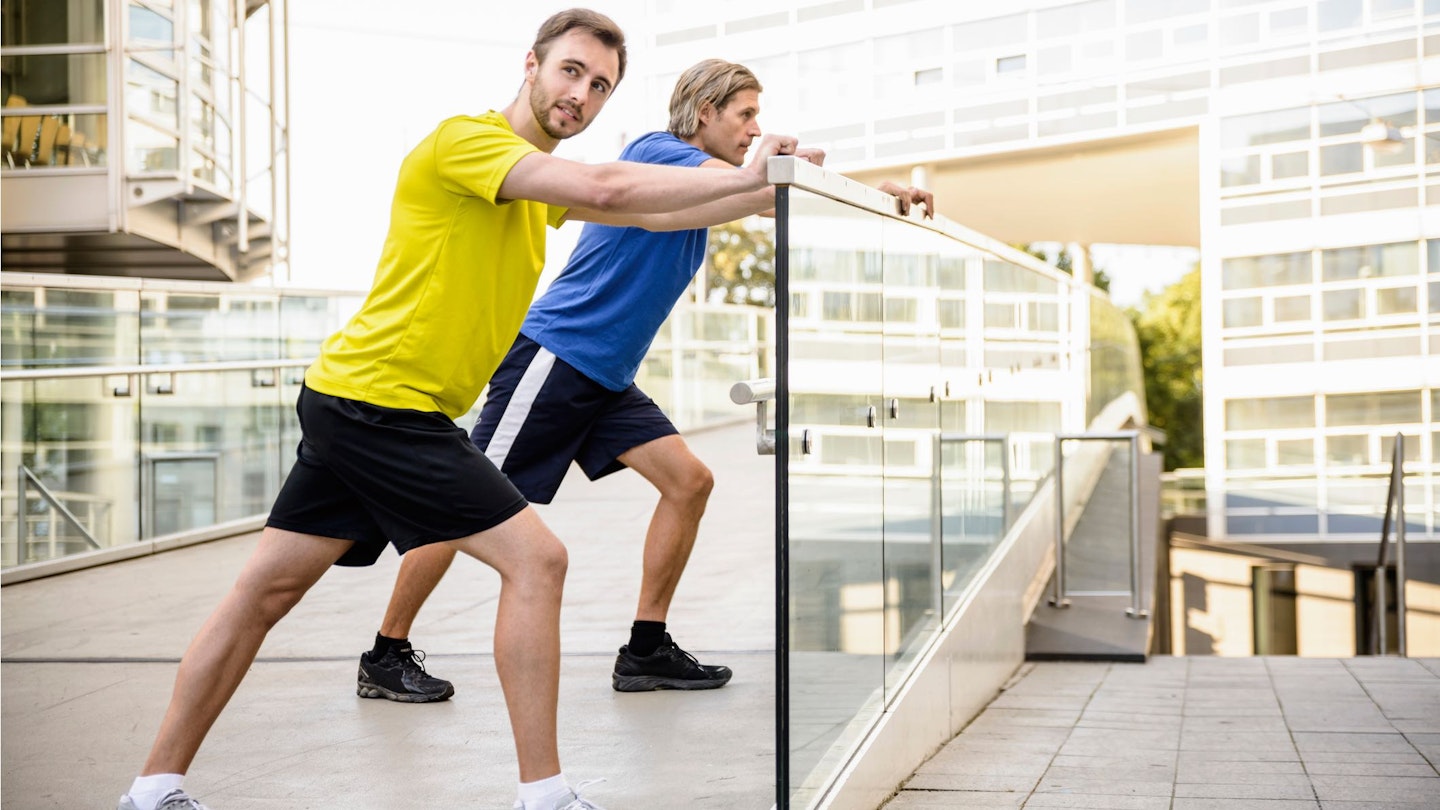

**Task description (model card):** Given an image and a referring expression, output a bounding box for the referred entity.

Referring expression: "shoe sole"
[611,672,733,692]
[356,681,455,703]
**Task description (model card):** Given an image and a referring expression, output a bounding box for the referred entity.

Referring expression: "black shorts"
[470,334,678,504]
[266,385,528,567]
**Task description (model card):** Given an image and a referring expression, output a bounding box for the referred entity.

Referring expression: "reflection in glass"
[126,59,179,125]
[785,189,885,809]
[779,181,1142,807]
[3,0,105,46]
[1,52,108,106]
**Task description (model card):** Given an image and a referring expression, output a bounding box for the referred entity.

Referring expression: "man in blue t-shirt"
[356,59,934,699]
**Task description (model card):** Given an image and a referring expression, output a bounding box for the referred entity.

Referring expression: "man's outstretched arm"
[498,133,797,215]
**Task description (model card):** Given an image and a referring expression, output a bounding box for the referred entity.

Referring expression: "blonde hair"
[533,8,628,84]
[667,59,763,138]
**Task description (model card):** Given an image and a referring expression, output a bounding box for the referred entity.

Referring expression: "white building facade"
[634,0,1440,543]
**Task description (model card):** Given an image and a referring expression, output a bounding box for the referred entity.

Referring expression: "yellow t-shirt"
[306,112,567,419]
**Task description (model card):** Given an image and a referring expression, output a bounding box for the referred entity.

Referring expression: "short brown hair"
[532,9,628,85]
[667,59,763,138]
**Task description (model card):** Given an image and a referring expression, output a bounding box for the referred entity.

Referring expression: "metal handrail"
[15,465,102,563]
[1050,431,1147,618]
[1,357,312,381]
[1374,434,1407,657]
[731,377,776,455]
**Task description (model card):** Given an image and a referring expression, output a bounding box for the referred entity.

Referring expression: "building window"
[1222,252,1311,290]
[1273,294,1312,322]
[1226,396,1316,430]
[1322,288,1364,320]
[1222,106,1310,148]
[1322,243,1419,281]
[1221,154,1262,186]
[1376,286,1419,315]
[1320,142,1364,175]
[996,54,1028,76]
[1272,151,1309,179]
[1223,297,1263,327]
[1326,390,1422,426]
[1317,0,1363,32]
[913,67,943,85]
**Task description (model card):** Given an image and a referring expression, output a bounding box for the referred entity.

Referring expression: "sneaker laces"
[394,645,431,674]
[657,636,703,669]
[155,790,210,810]
[559,778,607,810]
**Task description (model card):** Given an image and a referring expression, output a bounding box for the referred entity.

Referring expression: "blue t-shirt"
[521,132,714,391]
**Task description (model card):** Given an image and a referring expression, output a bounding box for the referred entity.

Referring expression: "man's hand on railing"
[876,180,934,219]
[795,147,826,167]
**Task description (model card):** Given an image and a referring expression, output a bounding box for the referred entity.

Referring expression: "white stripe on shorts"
[484,346,556,470]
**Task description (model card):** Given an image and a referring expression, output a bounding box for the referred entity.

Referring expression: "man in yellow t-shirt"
[116,9,800,810]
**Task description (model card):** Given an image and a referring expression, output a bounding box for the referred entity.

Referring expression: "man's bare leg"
[140,528,351,775]
[447,506,567,781]
[618,434,714,622]
[378,542,457,639]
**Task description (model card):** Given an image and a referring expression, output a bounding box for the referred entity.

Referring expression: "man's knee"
[235,576,309,628]
[674,461,714,504]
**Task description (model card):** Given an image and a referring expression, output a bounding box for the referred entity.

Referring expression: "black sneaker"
[356,644,455,703]
[611,633,732,692]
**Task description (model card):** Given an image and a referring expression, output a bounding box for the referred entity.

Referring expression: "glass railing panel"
[1089,291,1146,425]
[4,375,140,564]
[279,293,361,359]
[136,367,290,538]
[774,159,1147,808]
[1058,436,1135,595]
[140,289,280,362]
[939,435,1008,616]
[880,216,941,701]
[784,187,886,810]
[1,286,141,369]
[635,304,772,431]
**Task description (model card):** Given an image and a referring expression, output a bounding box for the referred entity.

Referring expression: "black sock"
[628,621,666,657]
[371,633,406,659]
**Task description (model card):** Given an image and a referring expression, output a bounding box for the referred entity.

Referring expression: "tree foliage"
[1015,243,1112,292]
[704,218,776,306]
[1129,266,1203,470]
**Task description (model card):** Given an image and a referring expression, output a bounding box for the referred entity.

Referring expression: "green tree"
[1015,243,1112,293]
[704,217,776,306]
[1129,266,1203,470]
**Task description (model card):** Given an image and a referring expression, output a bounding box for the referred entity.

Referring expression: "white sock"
[517,773,571,810]
[126,774,184,810]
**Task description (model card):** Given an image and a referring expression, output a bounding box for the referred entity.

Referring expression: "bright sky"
[282,2,1195,307]
[285,2,643,293]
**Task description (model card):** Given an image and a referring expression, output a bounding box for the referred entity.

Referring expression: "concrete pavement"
[2,422,778,810]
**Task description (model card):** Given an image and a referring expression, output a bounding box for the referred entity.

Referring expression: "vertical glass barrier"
[137,368,289,539]
[939,435,1009,616]
[879,218,941,701]
[775,163,1144,808]
[4,286,141,368]
[1055,436,1136,598]
[3,374,140,564]
[141,288,280,362]
[636,304,773,431]
[0,280,368,570]
[783,188,886,809]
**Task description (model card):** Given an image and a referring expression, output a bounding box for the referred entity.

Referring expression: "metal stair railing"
[1374,434,1407,657]
[15,465,103,564]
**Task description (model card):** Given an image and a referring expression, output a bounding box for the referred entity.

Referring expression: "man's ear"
[697,101,715,126]
[524,51,538,79]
